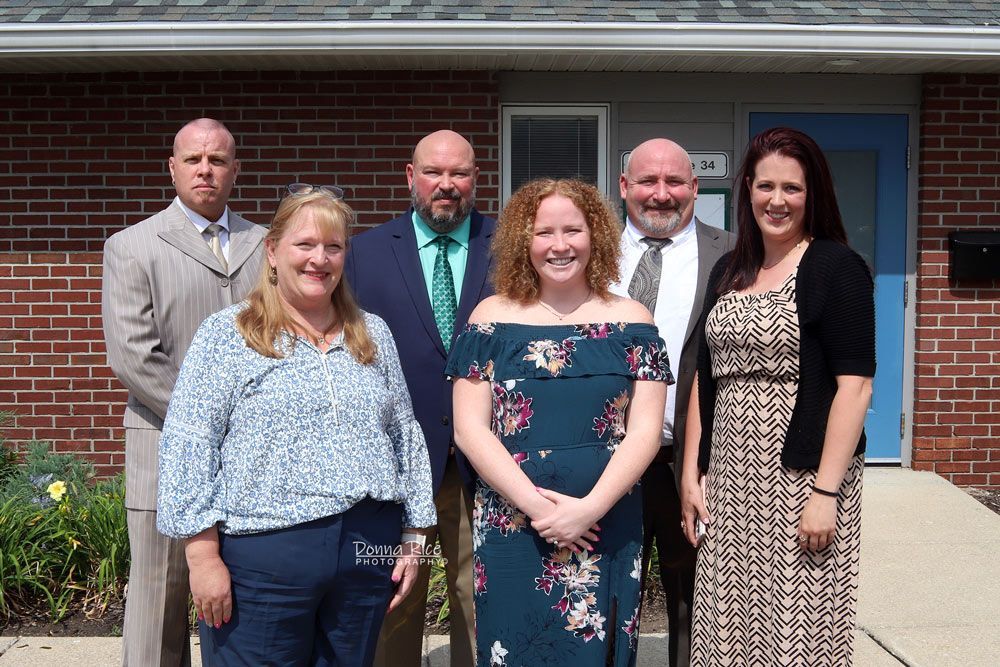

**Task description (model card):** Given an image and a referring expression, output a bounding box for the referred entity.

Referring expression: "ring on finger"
[798,535,807,542]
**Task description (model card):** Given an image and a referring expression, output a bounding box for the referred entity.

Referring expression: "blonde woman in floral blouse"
[446,178,672,666]
[157,186,436,666]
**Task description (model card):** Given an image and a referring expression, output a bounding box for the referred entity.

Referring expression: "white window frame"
[501,104,609,204]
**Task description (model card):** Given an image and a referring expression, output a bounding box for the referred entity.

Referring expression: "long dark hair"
[720,127,848,293]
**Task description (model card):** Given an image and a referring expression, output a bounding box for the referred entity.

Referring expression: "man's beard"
[635,206,685,237]
[412,186,474,234]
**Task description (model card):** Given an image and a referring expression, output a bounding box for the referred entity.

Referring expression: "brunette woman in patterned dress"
[680,127,875,666]
[447,179,672,666]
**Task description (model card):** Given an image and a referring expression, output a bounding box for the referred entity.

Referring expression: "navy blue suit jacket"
[345,208,496,494]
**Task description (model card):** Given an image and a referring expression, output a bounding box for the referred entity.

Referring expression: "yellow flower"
[47,480,67,502]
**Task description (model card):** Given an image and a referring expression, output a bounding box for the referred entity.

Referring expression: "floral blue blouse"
[156,304,436,538]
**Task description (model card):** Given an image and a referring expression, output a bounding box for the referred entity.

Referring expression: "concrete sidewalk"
[2,468,997,666]
[0,631,899,666]
[855,468,1000,666]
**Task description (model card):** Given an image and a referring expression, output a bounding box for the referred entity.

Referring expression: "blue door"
[749,113,907,461]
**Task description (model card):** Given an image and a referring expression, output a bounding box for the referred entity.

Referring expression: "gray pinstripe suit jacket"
[102,201,266,510]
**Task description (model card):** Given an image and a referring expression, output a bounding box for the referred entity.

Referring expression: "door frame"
[738,104,919,465]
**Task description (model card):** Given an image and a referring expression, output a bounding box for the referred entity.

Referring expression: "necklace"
[762,237,808,270]
[299,314,340,346]
[537,289,592,321]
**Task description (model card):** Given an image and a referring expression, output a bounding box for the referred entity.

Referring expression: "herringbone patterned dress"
[691,273,864,667]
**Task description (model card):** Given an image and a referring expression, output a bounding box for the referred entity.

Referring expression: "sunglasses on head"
[284,183,345,199]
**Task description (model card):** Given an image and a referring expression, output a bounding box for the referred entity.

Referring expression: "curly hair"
[492,178,622,303]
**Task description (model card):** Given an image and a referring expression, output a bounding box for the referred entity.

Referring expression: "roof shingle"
[1,0,997,26]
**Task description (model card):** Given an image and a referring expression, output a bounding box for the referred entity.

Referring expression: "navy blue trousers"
[201,499,403,667]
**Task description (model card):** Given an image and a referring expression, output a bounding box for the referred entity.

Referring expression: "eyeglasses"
[285,183,345,199]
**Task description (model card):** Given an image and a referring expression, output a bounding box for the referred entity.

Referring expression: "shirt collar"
[174,196,230,233]
[412,209,471,251]
[623,215,697,249]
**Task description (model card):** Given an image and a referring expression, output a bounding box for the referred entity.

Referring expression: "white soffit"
[2,21,1000,73]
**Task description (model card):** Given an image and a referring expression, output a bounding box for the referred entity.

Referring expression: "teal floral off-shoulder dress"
[445,322,674,667]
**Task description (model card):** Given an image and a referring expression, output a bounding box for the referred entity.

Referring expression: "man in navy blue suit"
[345,130,495,667]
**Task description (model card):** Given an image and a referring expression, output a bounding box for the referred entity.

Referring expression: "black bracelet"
[812,484,839,498]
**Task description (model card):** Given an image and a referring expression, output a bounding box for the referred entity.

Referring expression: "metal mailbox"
[948,230,1000,281]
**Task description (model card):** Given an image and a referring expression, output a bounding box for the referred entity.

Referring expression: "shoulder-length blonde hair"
[492,178,621,303]
[237,191,376,364]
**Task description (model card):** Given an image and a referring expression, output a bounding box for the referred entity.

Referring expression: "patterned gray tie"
[627,237,672,315]
[205,223,228,272]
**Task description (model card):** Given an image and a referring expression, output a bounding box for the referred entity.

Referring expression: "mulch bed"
[967,486,1000,516]
[1,600,124,638]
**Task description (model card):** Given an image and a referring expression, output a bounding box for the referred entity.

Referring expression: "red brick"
[952,425,989,436]
[933,437,973,450]
[952,474,989,486]
[912,448,951,462]
[952,449,989,461]
[975,412,1000,424]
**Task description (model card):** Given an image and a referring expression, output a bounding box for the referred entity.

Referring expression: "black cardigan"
[696,239,876,471]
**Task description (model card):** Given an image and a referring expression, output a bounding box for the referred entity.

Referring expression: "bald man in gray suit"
[612,138,735,666]
[102,119,266,667]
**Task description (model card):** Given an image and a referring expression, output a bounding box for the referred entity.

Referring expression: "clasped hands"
[530,487,602,554]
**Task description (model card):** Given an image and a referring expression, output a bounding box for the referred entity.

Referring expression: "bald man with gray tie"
[611,138,735,666]
[102,118,266,667]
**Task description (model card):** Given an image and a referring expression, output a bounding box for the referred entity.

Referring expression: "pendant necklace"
[301,315,340,346]
[762,237,808,270]
[537,289,592,321]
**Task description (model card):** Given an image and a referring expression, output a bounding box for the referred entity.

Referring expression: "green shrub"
[0,440,94,504]
[74,475,129,615]
[0,432,127,623]
[427,548,450,625]
[0,411,20,486]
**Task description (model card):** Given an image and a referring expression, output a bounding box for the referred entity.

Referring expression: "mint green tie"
[432,235,457,351]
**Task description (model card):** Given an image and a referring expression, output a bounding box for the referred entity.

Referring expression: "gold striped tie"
[205,223,228,272]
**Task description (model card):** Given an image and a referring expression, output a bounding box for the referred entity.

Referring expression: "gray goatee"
[412,185,474,234]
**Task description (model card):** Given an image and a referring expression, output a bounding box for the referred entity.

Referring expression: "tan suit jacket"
[102,201,266,510]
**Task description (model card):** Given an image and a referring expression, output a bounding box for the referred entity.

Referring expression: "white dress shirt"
[175,196,231,261]
[610,218,699,444]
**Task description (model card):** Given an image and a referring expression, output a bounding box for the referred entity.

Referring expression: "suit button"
[441,416,450,426]
[220,278,230,287]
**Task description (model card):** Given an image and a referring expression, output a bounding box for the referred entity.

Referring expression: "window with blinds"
[502,106,608,203]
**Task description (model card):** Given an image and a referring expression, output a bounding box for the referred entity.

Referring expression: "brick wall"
[914,73,1000,487]
[5,68,1000,488]
[0,70,500,476]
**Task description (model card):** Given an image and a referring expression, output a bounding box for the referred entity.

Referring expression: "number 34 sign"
[620,151,729,179]
[688,152,729,179]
